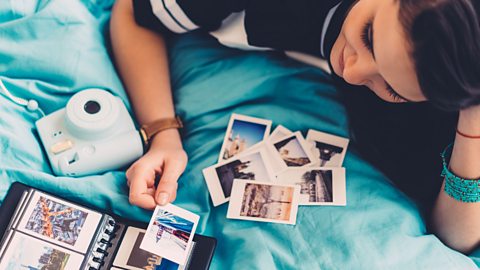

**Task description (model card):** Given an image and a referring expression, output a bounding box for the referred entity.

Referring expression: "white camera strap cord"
[0,78,45,117]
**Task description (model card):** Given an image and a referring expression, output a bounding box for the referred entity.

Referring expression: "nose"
[342,45,378,86]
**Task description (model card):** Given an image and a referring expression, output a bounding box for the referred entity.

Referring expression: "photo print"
[268,125,292,142]
[227,180,300,225]
[277,168,347,206]
[203,148,275,206]
[306,129,349,167]
[140,204,199,265]
[218,114,272,162]
[267,132,316,172]
[114,227,185,270]
[0,232,84,270]
[17,191,102,253]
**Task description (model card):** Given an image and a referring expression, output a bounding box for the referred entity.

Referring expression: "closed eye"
[361,21,374,55]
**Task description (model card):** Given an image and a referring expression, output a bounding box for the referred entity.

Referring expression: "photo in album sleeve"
[140,204,199,265]
[114,227,182,270]
[16,191,102,253]
[0,232,84,270]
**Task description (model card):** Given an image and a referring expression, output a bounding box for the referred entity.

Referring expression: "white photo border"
[276,167,347,206]
[218,113,272,162]
[267,131,317,173]
[268,125,293,143]
[203,147,276,207]
[0,231,84,270]
[306,129,350,167]
[140,204,199,266]
[227,179,300,225]
[16,191,103,254]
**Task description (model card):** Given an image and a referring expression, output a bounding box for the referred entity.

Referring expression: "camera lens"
[84,100,101,114]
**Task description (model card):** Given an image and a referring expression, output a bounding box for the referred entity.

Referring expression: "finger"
[155,158,186,205]
[128,167,157,209]
[126,159,161,187]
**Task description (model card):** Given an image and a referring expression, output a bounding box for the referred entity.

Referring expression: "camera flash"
[50,140,74,155]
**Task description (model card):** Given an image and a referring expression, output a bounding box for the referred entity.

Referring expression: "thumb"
[155,158,186,205]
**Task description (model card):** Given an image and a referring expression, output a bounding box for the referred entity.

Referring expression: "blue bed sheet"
[0,1,478,269]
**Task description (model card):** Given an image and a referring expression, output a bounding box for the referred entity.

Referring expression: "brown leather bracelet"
[140,116,183,147]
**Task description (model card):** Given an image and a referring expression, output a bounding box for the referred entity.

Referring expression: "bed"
[0,1,478,269]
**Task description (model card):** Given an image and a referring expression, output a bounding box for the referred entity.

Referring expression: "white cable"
[0,78,45,117]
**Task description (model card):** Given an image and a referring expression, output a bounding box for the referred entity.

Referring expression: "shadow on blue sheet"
[0,1,478,269]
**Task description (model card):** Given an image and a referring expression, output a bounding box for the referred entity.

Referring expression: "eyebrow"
[372,16,413,103]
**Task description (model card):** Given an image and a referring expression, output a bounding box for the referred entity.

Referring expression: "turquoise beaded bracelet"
[440,144,480,203]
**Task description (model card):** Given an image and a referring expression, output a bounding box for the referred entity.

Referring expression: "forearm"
[110,0,175,125]
[431,109,480,253]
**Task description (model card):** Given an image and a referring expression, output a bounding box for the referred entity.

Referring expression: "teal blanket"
[0,1,478,269]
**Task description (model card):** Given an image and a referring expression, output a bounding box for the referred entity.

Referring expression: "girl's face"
[330,0,426,103]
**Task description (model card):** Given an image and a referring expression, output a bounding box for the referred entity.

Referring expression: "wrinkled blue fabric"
[0,1,478,269]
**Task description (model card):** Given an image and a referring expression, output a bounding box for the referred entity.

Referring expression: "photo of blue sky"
[230,120,267,148]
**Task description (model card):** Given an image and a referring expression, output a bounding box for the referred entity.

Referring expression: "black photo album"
[0,182,216,270]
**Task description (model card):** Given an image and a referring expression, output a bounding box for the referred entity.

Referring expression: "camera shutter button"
[82,145,96,155]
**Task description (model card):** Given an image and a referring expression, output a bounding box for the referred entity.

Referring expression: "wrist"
[458,106,480,134]
[149,128,183,149]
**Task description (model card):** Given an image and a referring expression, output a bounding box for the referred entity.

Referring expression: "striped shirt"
[133,0,355,65]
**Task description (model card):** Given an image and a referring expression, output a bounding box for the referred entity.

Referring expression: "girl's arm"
[110,0,187,209]
[431,106,480,253]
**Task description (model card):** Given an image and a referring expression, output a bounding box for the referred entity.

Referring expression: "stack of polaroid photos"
[203,113,349,225]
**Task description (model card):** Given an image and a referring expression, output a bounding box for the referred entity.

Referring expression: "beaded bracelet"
[440,144,480,203]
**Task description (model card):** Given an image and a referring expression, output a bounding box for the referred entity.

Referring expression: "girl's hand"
[126,129,187,209]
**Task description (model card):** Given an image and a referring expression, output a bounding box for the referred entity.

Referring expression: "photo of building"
[126,232,162,269]
[274,136,310,166]
[215,152,271,197]
[313,141,344,167]
[3,236,71,270]
[240,183,294,221]
[299,170,333,203]
[25,196,88,245]
[223,119,267,160]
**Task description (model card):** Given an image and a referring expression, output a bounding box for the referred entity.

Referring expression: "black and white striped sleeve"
[132,0,242,35]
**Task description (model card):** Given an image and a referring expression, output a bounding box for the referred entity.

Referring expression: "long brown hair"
[398,0,480,111]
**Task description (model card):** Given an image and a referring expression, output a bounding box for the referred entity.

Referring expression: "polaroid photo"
[267,132,317,173]
[16,191,103,253]
[0,232,84,270]
[227,179,300,225]
[114,227,164,270]
[268,125,293,142]
[140,204,199,266]
[218,113,272,162]
[276,167,346,206]
[113,226,189,270]
[203,147,276,206]
[306,129,349,167]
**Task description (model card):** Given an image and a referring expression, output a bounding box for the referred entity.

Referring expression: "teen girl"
[110,0,480,253]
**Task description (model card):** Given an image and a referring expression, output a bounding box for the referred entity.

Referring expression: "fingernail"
[157,192,169,205]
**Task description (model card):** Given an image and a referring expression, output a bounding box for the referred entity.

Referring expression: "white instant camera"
[35,89,144,176]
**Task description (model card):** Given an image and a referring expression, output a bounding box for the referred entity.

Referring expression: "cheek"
[330,34,344,75]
